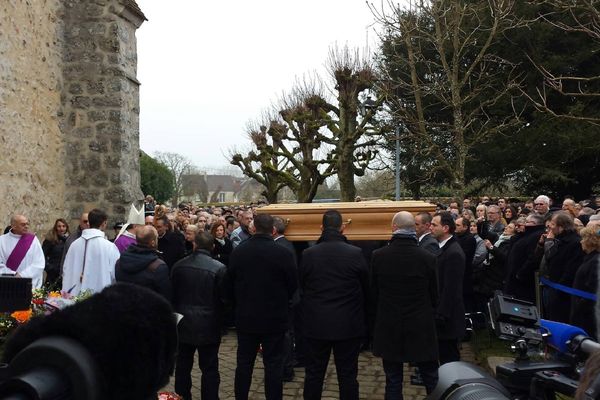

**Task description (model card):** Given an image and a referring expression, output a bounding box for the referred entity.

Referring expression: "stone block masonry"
[0,0,145,234]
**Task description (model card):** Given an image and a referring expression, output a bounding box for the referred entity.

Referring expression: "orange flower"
[48,291,61,298]
[11,309,32,324]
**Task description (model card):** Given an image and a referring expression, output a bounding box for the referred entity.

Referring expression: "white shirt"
[0,231,45,288]
[438,235,454,248]
[62,228,120,296]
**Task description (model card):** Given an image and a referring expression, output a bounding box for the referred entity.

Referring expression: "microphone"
[541,319,600,356]
[0,283,178,399]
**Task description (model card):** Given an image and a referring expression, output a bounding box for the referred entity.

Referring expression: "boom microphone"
[0,283,178,400]
[541,319,600,356]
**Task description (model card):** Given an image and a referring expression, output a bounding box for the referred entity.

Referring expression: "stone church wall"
[0,0,66,234]
[0,0,145,235]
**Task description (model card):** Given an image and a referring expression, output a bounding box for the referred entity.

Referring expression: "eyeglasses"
[198,219,207,223]
[534,203,545,206]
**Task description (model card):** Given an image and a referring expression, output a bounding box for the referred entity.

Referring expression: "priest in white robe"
[0,215,45,288]
[62,209,120,296]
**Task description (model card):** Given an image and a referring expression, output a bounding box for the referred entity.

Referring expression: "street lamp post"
[395,126,401,200]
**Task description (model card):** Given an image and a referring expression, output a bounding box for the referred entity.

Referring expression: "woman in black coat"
[211,222,232,266]
[42,218,70,288]
[570,226,600,337]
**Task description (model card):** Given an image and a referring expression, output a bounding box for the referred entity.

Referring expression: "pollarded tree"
[323,46,383,201]
[230,122,290,204]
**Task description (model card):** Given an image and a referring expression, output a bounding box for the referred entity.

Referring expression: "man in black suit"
[370,211,439,397]
[416,212,441,256]
[300,210,369,400]
[156,215,186,270]
[272,216,298,382]
[430,211,466,364]
[226,213,297,400]
[455,217,477,311]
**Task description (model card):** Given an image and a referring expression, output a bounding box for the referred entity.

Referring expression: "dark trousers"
[304,337,362,400]
[382,360,438,399]
[175,342,220,400]
[438,339,460,365]
[235,331,285,400]
[283,329,294,378]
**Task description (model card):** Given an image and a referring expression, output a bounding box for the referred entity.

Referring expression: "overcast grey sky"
[137,1,379,172]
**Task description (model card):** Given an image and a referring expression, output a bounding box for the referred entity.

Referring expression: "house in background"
[180,174,265,204]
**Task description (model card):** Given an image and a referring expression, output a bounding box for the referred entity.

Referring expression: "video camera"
[0,281,177,400]
[429,292,600,400]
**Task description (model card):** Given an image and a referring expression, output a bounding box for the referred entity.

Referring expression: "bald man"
[115,225,172,300]
[370,211,439,396]
[0,214,45,288]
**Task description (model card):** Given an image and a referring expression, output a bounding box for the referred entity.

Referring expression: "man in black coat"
[370,211,439,396]
[299,210,369,400]
[225,213,297,400]
[171,231,226,400]
[430,211,466,364]
[115,225,172,301]
[503,214,545,303]
[543,211,584,323]
[273,216,298,382]
[416,212,441,256]
[156,215,186,270]
[455,217,476,311]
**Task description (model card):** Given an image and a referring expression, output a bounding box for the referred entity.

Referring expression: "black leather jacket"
[171,249,226,345]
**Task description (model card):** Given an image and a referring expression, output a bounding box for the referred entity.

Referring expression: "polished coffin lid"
[256,200,436,241]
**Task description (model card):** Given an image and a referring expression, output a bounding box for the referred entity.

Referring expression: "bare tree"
[154,151,193,207]
[324,45,383,201]
[371,0,523,198]
[522,0,600,123]
[230,122,291,204]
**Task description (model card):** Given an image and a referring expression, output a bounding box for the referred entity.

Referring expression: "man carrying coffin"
[0,214,45,288]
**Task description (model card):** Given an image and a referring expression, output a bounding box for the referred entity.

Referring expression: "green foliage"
[140,152,174,204]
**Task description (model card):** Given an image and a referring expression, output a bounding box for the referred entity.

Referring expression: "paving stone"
[161,331,475,399]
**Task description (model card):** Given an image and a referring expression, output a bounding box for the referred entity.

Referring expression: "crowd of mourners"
[1,192,599,400]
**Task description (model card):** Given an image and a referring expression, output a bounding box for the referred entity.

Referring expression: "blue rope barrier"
[540,277,597,302]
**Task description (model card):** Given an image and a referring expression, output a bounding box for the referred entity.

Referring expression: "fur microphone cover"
[2,283,177,399]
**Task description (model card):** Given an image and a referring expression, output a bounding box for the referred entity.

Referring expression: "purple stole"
[6,233,35,272]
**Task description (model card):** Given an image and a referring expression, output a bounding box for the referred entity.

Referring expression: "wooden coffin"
[256,200,436,241]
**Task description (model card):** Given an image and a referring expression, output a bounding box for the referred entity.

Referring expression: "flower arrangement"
[0,288,92,338]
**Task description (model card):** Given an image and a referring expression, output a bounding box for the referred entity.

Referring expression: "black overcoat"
[299,229,369,340]
[503,225,545,302]
[545,229,584,323]
[436,237,466,340]
[225,234,297,334]
[370,235,439,362]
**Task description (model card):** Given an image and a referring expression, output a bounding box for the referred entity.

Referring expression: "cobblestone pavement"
[162,331,475,400]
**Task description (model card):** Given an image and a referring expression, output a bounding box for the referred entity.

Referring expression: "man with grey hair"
[371,211,439,396]
[534,195,551,217]
[486,205,505,236]
[0,214,45,288]
[562,198,578,218]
